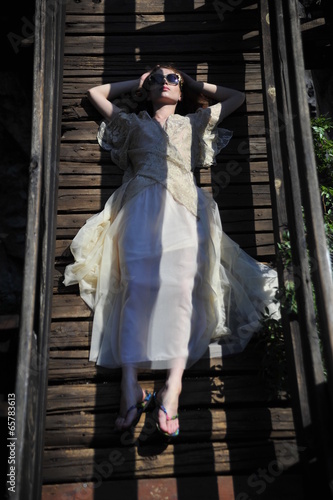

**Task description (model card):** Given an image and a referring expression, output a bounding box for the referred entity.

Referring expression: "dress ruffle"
[191,104,233,168]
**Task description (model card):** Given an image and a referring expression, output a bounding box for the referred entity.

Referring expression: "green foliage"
[312,115,333,255]
[311,115,333,181]
[258,115,333,396]
[257,303,289,399]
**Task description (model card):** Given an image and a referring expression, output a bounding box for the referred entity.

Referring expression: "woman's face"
[147,67,182,106]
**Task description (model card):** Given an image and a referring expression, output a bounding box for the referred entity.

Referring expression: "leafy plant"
[258,115,333,395]
[311,115,333,257]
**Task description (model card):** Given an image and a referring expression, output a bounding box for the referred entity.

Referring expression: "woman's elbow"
[86,87,96,102]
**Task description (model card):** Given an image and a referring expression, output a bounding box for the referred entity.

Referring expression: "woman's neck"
[152,103,177,123]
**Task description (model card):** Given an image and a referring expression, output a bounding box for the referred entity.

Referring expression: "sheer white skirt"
[64,182,280,369]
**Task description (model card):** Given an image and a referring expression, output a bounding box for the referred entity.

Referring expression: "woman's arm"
[87,72,150,120]
[181,72,245,119]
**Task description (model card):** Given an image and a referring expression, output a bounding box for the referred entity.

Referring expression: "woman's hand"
[138,71,152,89]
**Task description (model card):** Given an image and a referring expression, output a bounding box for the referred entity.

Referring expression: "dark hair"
[113,62,213,116]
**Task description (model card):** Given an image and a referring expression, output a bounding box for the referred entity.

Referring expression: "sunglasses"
[148,73,182,87]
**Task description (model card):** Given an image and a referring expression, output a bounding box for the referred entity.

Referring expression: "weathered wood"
[62,53,262,76]
[58,165,270,189]
[65,0,257,15]
[15,1,66,499]
[44,407,295,447]
[62,71,262,94]
[41,1,302,495]
[61,92,264,119]
[259,0,312,477]
[41,474,305,500]
[56,164,243,197]
[65,12,259,34]
[55,207,272,231]
[0,314,20,330]
[51,294,92,319]
[63,33,260,56]
[61,66,262,84]
[50,320,92,348]
[46,342,270,381]
[55,185,271,213]
[42,439,299,484]
[60,115,266,142]
[59,139,267,164]
[46,376,287,415]
[260,1,333,494]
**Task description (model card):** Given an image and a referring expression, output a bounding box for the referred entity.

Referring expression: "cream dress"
[63,103,280,369]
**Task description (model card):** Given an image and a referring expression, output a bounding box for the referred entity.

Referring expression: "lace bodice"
[97,102,232,217]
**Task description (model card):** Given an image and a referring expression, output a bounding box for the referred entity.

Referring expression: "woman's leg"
[157,358,186,435]
[115,364,145,431]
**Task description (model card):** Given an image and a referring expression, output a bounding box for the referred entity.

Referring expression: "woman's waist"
[128,149,191,174]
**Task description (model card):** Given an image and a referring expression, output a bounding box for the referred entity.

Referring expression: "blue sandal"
[154,392,179,438]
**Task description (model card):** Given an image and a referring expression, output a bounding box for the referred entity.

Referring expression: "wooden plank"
[58,173,122,188]
[55,184,271,213]
[49,320,92,349]
[61,65,262,82]
[62,53,262,76]
[59,139,267,164]
[62,92,264,119]
[44,407,296,447]
[45,376,287,415]
[55,207,273,230]
[57,162,269,188]
[42,440,299,483]
[0,314,20,330]
[46,344,268,381]
[65,0,258,15]
[48,320,273,374]
[65,12,259,34]
[62,71,262,95]
[63,33,261,56]
[15,0,66,499]
[42,474,305,500]
[51,294,92,319]
[61,115,266,142]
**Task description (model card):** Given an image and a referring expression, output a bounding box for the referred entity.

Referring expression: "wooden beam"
[14,1,66,499]
[42,474,305,500]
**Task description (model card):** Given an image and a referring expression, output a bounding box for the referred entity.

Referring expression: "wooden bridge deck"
[42,1,305,498]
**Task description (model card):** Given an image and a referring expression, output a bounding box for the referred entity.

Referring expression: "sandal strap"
[138,390,152,409]
[158,403,179,421]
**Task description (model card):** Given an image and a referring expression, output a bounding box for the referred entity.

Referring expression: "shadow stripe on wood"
[60,115,267,142]
[59,139,268,163]
[62,54,262,76]
[62,92,264,118]
[64,0,258,14]
[41,474,305,500]
[65,12,259,34]
[44,407,295,447]
[46,376,287,415]
[42,439,299,483]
